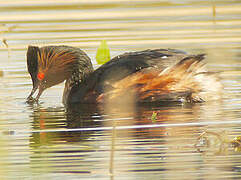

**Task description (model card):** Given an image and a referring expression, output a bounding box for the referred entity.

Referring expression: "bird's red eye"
[37,72,45,80]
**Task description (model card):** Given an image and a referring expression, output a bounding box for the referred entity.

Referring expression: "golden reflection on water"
[14,99,241,179]
[0,136,7,179]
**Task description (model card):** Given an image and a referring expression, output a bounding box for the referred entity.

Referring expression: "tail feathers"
[103,54,220,103]
[160,54,206,77]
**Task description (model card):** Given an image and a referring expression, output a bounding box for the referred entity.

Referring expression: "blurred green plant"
[151,111,157,123]
[96,40,110,64]
[195,131,241,152]
[231,135,241,152]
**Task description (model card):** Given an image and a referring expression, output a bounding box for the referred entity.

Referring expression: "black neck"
[62,48,94,105]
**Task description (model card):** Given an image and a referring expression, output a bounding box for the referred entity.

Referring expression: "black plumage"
[26,45,222,105]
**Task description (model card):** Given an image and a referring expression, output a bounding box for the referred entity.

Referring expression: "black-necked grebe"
[26,45,222,106]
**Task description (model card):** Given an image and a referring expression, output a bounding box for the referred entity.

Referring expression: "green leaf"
[96,40,110,64]
[151,112,157,123]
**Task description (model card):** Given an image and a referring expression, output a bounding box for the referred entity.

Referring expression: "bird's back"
[67,49,222,105]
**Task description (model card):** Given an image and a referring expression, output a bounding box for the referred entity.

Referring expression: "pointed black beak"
[27,85,38,101]
[26,80,46,103]
[34,84,45,102]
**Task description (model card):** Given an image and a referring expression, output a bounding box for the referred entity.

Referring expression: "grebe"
[26,45,222,106]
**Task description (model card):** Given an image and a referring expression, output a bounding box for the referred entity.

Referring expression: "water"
[0,0,241,179]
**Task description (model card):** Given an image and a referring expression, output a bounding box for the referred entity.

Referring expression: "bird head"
[26,45,78,102]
